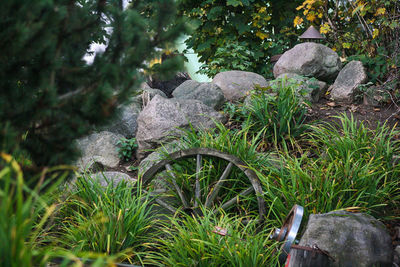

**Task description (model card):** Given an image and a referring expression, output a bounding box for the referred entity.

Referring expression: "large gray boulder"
[172,80,226,110]
[289,211,393,267]
[277,73,327,103]
[329,60,368,103]
[136,95,226,157]
[76,131,123,171]
[273,42,342,82]
[212,70,269,101]
[104,84,166,138]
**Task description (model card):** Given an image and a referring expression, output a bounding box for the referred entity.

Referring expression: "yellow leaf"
[375,7,386,16]
[296,2,306,10]
[303,9,309,15]
[149,56,162,67]
[318,13,323,18]
[293,16,304,27]
[306,13,316,22]
[372,28,379,39]
[344,207,363,213]
[319,23,331,34]
[256,31,269,40]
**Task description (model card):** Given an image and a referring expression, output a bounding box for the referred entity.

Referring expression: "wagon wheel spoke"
[143,189,178,214]
[216,186,254,213]
[194,154,202,208]
[165,163,189,209]
[205,162,233,208]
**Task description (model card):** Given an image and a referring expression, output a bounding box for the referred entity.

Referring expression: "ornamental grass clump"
[53,174,157,265]
[257,114,400,221]
[225,78,310,150]
[148,210,280,266]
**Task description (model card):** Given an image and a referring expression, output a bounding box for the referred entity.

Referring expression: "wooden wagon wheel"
[141,148,266,222]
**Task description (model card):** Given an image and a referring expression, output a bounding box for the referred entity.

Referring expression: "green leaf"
[230,16,251,34]
[208,6,223,19]
[226,0,243,7]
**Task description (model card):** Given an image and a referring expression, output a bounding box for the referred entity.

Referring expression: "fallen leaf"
[327,102,336,107]
[213,226,228,236]
[349,105,358,112]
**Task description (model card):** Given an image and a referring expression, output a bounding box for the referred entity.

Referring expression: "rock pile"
[75,42,373,173]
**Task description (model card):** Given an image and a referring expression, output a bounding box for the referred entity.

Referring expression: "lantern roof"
[299,26,325,40]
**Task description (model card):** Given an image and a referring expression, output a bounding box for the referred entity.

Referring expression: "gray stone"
[142,86,167,106]
[273,42,342,82]
[136,95,226,157]
[329,60,368,103]
[76,131,123,171]
[92,171,135,187]
[212,70,269,101]
[104,84,166,138]
[105,96,142,138]
[290,211,393,267]
[277,73,327,103]
[172,80,226,110]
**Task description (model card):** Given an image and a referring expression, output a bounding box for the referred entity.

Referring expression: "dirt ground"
[308,97,400,130]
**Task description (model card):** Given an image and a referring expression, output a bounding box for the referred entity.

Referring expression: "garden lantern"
[299,25,325,42]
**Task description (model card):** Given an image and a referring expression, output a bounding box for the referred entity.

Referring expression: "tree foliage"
[178,0,303,78]
[0,0,184,171]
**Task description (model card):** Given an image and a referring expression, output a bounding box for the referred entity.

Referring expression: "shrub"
[178,0,303,78]
[53,174,157,265]
[198,41,254,78]
[233,79,310,149]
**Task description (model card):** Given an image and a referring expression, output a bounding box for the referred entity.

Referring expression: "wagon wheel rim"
[274,204,304,265]
[141,148,266,222]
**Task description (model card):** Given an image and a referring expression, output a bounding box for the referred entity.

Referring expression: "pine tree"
[0,0,184,172]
